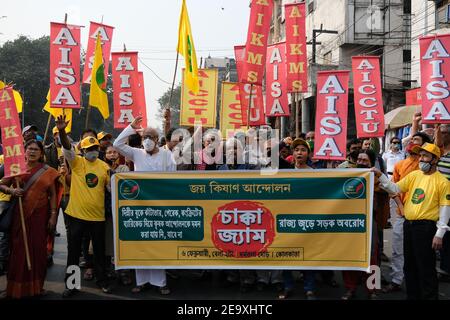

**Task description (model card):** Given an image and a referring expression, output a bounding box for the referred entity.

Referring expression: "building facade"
[273,0,412,136]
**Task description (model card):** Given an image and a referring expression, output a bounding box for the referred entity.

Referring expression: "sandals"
[159,285,171,295]
[119,272,133,286]
[131,283,151,294]
[278,288,292,300]
[83,268,94,281]
[341,290,356,300]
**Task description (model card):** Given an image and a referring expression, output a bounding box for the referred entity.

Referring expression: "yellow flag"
[0,81,23,113]
[43,90,72,133]
[89,33,109,119]
[177,0,199,94]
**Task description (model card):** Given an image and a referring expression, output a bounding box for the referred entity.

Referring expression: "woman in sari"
[0,140,59,299]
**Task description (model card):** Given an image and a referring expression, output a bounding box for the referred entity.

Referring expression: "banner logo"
[120,180,140,200]
[343,178,365,199]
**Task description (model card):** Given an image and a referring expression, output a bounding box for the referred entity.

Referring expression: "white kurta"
[114,125,177,287]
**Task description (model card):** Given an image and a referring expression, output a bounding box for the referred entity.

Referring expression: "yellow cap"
[52,126,59,135]
[291,138,311,153]
[412,143,441,159]
[97,131,112,141]
[80,136,100,150]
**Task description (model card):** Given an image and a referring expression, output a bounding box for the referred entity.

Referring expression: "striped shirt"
[438,152,450,180]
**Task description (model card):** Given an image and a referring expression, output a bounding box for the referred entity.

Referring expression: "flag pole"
[166,50,179,136]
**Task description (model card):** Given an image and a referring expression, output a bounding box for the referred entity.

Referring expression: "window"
[403,0,411,14]
[403,49,411,63]
[435,1,450,28]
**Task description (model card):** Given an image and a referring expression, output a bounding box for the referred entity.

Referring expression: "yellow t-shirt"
[0,155,10,202]
[397,170,450,221]
[0,191,10,202]
[66,155,110,222]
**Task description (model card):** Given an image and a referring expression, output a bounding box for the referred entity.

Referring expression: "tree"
[157,85,181,129]
[0,35,117,142]
[0,36,50,134]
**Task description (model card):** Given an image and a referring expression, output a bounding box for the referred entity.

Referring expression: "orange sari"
[6,164,59,299]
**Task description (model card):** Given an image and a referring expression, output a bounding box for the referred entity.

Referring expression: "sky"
[0,0,251,130]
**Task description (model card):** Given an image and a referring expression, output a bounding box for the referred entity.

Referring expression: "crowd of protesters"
[0,111,449,300]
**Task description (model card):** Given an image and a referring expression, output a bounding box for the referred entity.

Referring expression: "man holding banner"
[113,116,176,295]
[374,143,450,300]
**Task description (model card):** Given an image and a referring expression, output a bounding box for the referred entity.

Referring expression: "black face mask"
[356,164,369,169]
[349,150,360,161]
[106,158,118,165]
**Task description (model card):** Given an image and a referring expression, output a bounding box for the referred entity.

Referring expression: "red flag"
[419,34,450,124]
[266,42,290,117]
[314,71,350,161]
[234,45,266,126]
[137,72,148,128]
[83,22,114,84]
[352,56,385,138]
[112,52,140,129]
[406,88,422,106]
[0,87,27,178]
[50,22,82,109]
[240,0,274,85]
[285,2,308,93]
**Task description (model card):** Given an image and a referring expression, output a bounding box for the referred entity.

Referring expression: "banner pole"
[16,178,31,271]
[43,113,52,145]
[296,93,300,139]
[247,84,253,130]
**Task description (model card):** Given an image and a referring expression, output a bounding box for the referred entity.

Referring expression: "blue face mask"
[419,161,432,173]
[85,151,99,162]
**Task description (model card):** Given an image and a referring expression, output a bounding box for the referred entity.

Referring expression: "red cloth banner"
[406,88,422,106]
[50,22,82,109]
[234,45,266,126]
[240,0,274,85]
[314,70,350,161]
[266,42,290,117]
[137,72,148,128]
[112,52,140,129]
[0,87,27,178]
[83,22,114,84]
[285,2,308,93]
[420,34,450,124]
[352,56,385,138]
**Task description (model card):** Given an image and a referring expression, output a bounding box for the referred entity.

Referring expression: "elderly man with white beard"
[113,116,176,295]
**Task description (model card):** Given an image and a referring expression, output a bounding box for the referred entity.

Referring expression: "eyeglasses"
[143,135,158,140]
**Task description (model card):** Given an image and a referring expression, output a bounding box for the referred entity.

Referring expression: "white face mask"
[85,151,99,162]
[143,138,156,152]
